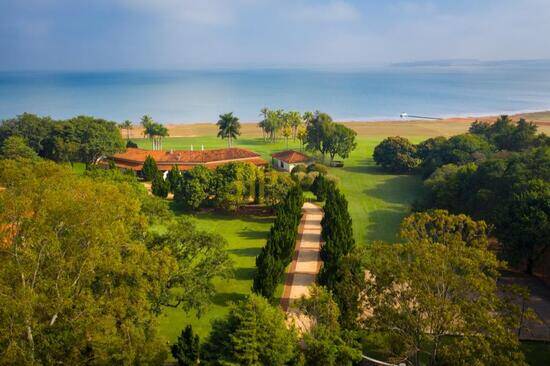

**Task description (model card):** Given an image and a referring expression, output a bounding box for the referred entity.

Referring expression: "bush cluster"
[373,116,550,275]
[253,185,304,299]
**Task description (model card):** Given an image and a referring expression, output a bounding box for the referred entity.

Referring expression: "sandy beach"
[124,111,550,139]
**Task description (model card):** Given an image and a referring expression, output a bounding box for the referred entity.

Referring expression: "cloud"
[117,0,240,26]
[288,1,360,23]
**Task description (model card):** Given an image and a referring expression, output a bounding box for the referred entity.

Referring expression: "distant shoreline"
[159,109,550,126]
[125,110,550,139]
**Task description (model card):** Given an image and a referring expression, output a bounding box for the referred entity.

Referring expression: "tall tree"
[0,160,174,365]
[0,136,39,160]
[287,111,303,140]
[141,115,168,150]
[325,124,357,162]
[297,285,363,366]
[217,112,241,148]
[363,211,527,366]
[119,120,133,140]
[202,295,299,366]
[142,155,159,181]
[319,186,355,289]
[305,112,333,159]
[171,325,200,366]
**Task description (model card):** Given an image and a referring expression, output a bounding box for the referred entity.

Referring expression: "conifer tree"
[152,172,170,198]
[253,185,303,299]
[167,165,182,193]
[142,155,159,181]
[319,185,355,289]
[171,325,200,366]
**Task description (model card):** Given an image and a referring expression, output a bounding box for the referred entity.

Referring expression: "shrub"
[292,171,306,184]
[291,164,307,174]
[307,163,328,175]
[126,140,138,148]
[301,172,317,190]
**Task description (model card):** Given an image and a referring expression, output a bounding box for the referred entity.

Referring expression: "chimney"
[201,144,204,151]
[169,149,174,154]
[191,145,194,151]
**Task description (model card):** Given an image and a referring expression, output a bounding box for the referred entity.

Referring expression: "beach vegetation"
[141,115,169,151]
[119,119,133,140]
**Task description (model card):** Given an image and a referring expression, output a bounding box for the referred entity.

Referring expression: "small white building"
[271,150,312,172]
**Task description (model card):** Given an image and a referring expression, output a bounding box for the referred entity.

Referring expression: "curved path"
[281,202,323,311]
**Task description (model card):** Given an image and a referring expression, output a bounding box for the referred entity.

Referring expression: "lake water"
[2,62,550,123]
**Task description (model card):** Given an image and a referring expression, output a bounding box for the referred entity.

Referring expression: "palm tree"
[287,111,303,141]
[119,120,133,140]
[141,115,168,150]
[217,112,241,148]
[303,111,314,127]
[259,108,269,141]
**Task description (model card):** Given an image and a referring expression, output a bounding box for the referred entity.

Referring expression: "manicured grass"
[135,135,426,245]
[136,134,427,343]
[157,210,274,340]
[327,136,426,244]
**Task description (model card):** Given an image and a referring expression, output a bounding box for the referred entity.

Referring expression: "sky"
[1,0,550,70]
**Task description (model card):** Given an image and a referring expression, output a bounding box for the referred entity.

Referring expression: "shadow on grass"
[237,228,269,240]
[364,208,406,243]
[228,247,260,257]
[233,267,256,281]
[211,292,247,307]
[364,174,424,205]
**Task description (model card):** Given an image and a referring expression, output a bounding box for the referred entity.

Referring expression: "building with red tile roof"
[271,150,312,171]
[107,147,268,173]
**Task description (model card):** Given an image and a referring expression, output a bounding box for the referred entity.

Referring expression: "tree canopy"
[364,210,527,366]
[373,136,420,173]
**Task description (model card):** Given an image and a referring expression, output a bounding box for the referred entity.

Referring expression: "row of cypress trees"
[253,185,304,299]
[318,184,355,292]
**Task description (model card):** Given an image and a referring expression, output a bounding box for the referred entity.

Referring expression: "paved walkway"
[499,271,550,341]
[281,202,323,311]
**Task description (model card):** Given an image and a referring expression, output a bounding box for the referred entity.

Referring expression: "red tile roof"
[271,150,311,164]
[110,148,267,171]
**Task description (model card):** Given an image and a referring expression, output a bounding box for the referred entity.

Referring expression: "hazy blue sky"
[1,0,549,70]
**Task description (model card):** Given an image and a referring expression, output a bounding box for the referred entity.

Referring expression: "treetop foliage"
[0,113,124,165]
[0,160,231,364]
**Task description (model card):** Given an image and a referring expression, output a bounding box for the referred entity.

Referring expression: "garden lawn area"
[135,135,427,245]
[136,134,427,343]
[157,210,275,340]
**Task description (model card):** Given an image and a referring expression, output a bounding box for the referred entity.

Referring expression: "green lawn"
[135,135,547,365]
[137,135,427,341]
[135,135,426,245]
[137,135,427,342]
[157,211,274,340]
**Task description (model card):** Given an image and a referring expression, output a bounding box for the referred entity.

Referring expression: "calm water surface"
[1,63,550,122]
